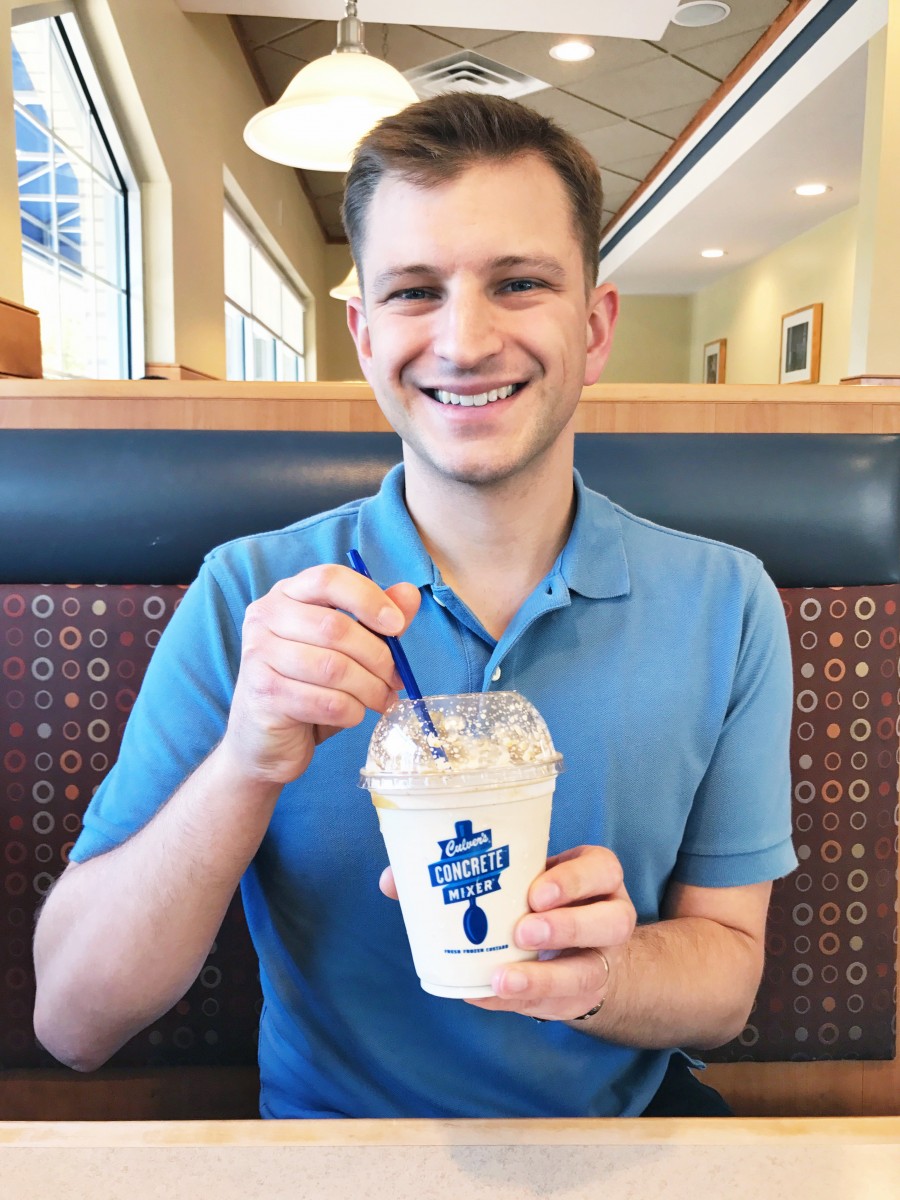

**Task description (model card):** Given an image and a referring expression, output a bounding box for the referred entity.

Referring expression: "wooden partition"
[0,379,897,1120]
[3,378,900,432]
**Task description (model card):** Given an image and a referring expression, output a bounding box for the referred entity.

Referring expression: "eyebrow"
[370,255,569,293]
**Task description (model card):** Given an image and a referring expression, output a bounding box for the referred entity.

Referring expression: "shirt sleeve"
[69,562,242,861]
[673,567,797,887]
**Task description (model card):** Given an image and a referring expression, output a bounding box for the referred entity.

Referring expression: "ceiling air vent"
[404,51,549,101]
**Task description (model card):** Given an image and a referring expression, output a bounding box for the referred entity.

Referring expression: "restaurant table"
[2,1117,899,1199]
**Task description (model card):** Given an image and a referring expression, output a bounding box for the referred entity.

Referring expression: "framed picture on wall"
[703,338,726,384]
[780,303,823,383]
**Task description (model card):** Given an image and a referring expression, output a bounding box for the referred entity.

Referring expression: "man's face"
[347,154,618,489]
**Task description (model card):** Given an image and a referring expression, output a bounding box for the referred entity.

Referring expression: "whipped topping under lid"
[360,691,562,790]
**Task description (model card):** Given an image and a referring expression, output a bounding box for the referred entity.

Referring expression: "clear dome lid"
[359,691,563,791]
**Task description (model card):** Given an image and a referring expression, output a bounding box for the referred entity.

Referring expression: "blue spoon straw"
[347,549,448,763]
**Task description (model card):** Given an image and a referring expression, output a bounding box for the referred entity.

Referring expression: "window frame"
[12,9,142,378]
[223,201,309,384]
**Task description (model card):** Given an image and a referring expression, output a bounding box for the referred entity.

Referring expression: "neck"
[402,440,577,640]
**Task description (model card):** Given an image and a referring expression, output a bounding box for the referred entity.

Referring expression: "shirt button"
[491,666,502,682]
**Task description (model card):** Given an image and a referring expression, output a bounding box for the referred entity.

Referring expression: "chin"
[419,450,537,489]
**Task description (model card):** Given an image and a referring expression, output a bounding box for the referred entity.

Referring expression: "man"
[33,94,795,1118]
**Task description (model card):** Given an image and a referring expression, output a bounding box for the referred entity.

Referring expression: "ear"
[346,296,374,382]
[583,283,619,386]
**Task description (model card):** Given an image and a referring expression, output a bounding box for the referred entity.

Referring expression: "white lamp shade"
[244,52,418,172]
[329,265,360,300]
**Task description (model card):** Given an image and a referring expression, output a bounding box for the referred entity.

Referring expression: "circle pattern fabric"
[707,585,899,1063]
[1,584,259,1069]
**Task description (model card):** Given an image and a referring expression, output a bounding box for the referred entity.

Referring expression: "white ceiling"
[608,46,869,293]
[179,1,684,40]
[177,1,876,295]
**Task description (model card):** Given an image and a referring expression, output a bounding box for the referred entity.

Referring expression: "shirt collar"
[558,470,630,599]
[356,464,437,588]
[356,464,630,600]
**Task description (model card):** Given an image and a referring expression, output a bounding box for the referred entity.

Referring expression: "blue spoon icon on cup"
[453,820,489,945]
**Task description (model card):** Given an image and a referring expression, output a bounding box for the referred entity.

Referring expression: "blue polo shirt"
[72,465,796,1118]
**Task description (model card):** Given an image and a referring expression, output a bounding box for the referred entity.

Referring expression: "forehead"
[360,155,580,272]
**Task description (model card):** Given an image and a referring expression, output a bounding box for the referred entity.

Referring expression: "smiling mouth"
[421,383,526,407]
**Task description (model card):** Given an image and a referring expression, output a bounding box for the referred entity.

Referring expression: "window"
[224,207,306,382]
[12,14,136,379]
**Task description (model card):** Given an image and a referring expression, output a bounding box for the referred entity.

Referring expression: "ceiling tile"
[317,193,346,234]
[302,170,345,199]
[578,121,672,170]
[597,169,641,209]
[362,24,467,72]
[674,26,768,80]
[233,15,314,48]
[655,0,788,52]
[638,100,703,138]
[567,55,719,120]
[473,30,665,89]
[252,45,306,99]
[266,20,341,61]
[610,150,671,180]
[520,88,620,135]
[416,26,518,50]
[256,20,457,75]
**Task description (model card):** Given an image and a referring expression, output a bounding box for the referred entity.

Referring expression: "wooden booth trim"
[3,380,900,434]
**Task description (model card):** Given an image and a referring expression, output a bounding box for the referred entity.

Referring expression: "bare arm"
[33,566,419,1071]
[33,744,280,1070]
[384,847,771,1050]
[581,875,770,1050]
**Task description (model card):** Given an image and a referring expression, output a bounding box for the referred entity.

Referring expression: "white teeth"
[433,384,518,406]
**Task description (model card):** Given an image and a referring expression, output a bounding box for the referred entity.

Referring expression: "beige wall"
[849,23,900,376]
[602,293,691,383]
[689,206,858,385]
[1,0,330,378]
[321,242,362,380]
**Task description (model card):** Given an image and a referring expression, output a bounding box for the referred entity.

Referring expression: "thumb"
[379,865,399,900]
[383,582,421,633]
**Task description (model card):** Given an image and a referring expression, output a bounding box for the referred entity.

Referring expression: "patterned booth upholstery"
[1,431,898,1085]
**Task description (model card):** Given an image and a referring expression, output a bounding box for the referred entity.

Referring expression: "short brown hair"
[342,93,603,290]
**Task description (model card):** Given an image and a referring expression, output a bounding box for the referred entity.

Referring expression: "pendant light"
[329,265,360,300]
[243,1,418,172]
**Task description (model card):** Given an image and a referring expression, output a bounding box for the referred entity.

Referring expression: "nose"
[432,284,503,369]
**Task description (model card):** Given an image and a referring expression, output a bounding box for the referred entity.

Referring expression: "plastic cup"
[359,692,562,998]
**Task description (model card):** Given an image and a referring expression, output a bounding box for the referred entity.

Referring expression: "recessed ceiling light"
[672,2,731,28]
[549,40,595,62]
[794,182,832,196]
[701,248,726,258]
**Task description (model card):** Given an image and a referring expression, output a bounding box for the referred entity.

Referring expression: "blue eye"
[390,287,434,301]
[502,279,543,293]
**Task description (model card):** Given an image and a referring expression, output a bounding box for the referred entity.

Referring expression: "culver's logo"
[427,820,510,945]
[439,828,491,857]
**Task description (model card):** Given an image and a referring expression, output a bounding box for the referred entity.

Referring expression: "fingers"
[246,565,413,688]
[464,846,636,1018]
[379,865,398,900]
[383,581,422,630]
[466,947,612,1019]
[247,615,400,711]
[224,564,420,783]
[528,845,624,911]
[280,563,408,636]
